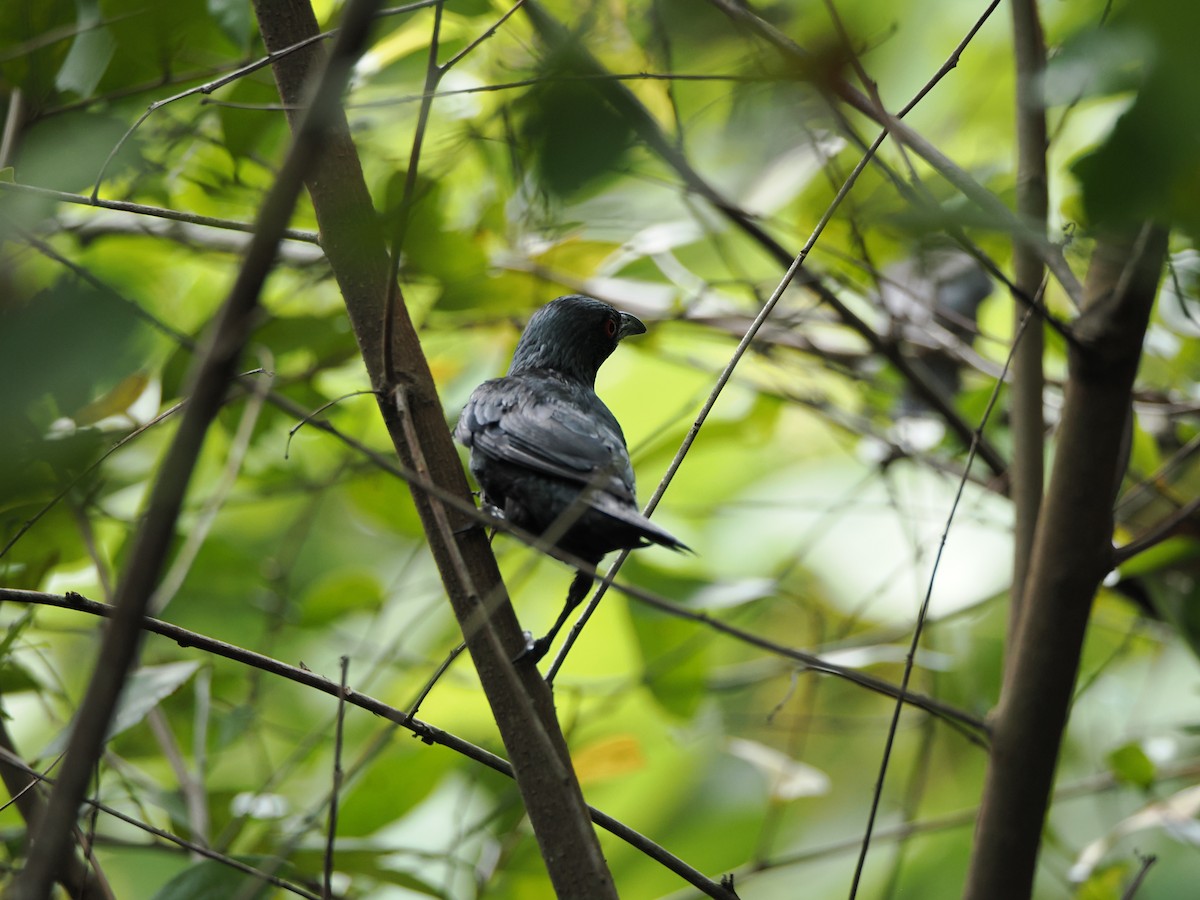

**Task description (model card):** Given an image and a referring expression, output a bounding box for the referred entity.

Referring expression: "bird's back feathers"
[456,372,634,502]
[455,296,687,564]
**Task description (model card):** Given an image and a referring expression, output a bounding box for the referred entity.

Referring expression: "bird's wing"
[455,374,636,502]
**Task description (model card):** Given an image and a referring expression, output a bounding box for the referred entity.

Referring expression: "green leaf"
[206,0,253,49]
[1072,861,1128,900]
[0,608,34,661]
[217,75,286,160]
[1071,0,1200,234]
[54,0,115,96]
[0,660,41,695]
[289,846,445,895]
[150,857,275,900]
[8,111,139,194]
[42,661,200,756]
[516,46,635,197]
[298,569,384,627]
[0,281,151,429]
[1107,742,1157,790]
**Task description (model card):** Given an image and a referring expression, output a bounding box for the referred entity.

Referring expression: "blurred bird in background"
[878,242,993,448]
[455,295,689,662]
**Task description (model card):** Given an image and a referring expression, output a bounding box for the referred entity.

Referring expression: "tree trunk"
[964,226,1167,899]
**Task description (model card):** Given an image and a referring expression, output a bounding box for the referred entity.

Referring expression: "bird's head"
[507,295,646,387]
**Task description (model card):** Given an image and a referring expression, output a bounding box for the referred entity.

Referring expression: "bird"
[877,243,992,449]
[455,295,689,662]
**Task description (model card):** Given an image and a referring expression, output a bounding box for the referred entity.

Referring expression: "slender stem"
[1007,0,1049,654]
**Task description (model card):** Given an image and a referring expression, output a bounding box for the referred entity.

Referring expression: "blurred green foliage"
[1,0,1199,898]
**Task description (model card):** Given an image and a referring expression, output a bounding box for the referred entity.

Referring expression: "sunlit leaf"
[54,1,114,97]
[42,661,200,757]
[1107,742,1157,790]
[573,734,646,784]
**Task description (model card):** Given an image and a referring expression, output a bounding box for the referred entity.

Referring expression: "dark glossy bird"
[455,295,688,662]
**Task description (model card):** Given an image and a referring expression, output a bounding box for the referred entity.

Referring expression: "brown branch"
[0,588,740,900]
[0,717,116,900]
[963,225,1168,900]
[8,2,382,894]
[0,746,320,899]
[1113,496,1200,566]
[1007,0,1049,651]
[249,1,619,894]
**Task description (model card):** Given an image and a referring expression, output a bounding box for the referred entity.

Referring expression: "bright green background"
[2,1,1199,898]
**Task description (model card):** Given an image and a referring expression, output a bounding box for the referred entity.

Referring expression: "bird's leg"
[452,491,500,539]
[515,569,593,664]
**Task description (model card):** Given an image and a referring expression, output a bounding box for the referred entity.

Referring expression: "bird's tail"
[591,492,691,554]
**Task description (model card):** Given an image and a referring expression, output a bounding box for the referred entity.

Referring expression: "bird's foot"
[512,631,551,665]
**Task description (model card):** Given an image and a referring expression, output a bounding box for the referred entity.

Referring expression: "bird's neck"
[508,356,597,389]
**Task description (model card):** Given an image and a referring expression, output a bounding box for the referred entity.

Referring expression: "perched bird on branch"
[455,295,689,662]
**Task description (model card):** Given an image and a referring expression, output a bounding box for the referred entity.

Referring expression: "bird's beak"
[617,312,646,340]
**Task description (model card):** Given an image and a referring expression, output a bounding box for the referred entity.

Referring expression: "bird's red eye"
[605,317,618,338]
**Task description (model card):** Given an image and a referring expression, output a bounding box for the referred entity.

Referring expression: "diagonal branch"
[704,0,1084,308]
[8,2,383,896]
[522,0,1009,480]
[249,1,619,895]
[0,587,740,900]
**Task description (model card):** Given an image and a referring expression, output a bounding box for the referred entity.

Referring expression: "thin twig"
[10,1,384,892]
[323,656,350,900]
[1113,496,1200,566]
[284,389,379,458]
[88,0,445,200]
[1,588,738,900]
[200,69,767,112]
[0,749,319,900]
[847,284,1043,898]
[146,709,209,856]
[0,181,320,245]
[1121,852,1157,900]
[404,642,467,722]
[381,0,445,381]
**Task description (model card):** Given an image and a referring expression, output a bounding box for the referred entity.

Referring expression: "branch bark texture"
[249,2,618,896]
[963,226,1168,900]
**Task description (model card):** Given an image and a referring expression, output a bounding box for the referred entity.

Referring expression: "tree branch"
[0,587,740,900]
[1006,0,1049,657]
[963,225,1168,900]
[521,0,1009,481]
[704,0,1084,308]
[249,1,618,894]
[9,2,381,894]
